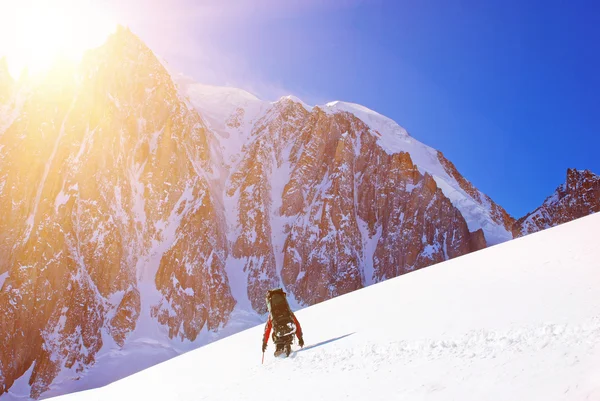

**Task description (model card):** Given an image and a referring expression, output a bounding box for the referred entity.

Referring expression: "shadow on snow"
[297,332,355,353]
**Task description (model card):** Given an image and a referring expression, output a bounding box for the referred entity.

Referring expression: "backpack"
[266,288,295,339]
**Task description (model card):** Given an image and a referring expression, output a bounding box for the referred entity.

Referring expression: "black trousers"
[273,333,293,348]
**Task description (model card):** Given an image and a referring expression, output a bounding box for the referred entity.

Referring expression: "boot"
[274,343,284,357]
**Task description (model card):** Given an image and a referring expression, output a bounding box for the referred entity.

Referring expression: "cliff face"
[224,103,487,310]
[513,169,600,237]
[0,28,234,398]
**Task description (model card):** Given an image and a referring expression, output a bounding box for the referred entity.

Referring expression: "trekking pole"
[262,351,264,365]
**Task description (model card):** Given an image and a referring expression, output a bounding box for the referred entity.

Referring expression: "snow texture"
[3,362,35,400]
[52,212,600,401]
[171,75,270,171]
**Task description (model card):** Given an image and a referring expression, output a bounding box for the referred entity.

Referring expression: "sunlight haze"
[0,0,116,79]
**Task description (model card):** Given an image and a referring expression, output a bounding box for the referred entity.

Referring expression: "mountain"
[176,78,513,312]
[0,27,513,399]
[513,168,600,237]
[50,212,600,401]
[0,27,234,398]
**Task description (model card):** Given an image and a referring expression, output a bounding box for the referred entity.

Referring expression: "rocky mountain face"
[188,91,513,312]
[0,28,234,398]
[0,28,513,398]
[224,101,489,311]
[513,169,600,237]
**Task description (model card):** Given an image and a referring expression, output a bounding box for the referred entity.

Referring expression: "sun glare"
[0,0,117,79]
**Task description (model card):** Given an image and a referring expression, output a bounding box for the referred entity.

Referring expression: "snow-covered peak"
[324,100,409,141]
[173,77,267,127]
[170,77,512,244]
[274,95,313,112]
[322,100,437,160]
[318,100,511,243]
[192,82,262,104]
[172,77,271,169]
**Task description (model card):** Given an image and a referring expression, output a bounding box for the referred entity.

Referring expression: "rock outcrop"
[513,169,600,237]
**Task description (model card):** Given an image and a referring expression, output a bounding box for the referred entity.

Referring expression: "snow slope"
[52,212,600,401]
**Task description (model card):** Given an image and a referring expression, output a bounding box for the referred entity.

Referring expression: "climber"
[262,288,304,357]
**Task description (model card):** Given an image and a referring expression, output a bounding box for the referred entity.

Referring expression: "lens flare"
[0,0,117,79]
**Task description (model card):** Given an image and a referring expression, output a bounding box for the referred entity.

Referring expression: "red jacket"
[262,313,303,344]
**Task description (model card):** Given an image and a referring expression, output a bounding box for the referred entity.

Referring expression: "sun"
[0,0,117,79]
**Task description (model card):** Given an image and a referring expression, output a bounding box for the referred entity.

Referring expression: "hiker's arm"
[262,316,272,345]
[292,313,303,339]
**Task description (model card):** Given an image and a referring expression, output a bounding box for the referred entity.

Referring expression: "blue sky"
[115,0,599,217]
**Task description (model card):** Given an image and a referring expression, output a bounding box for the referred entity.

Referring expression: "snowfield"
[49,211,600,400]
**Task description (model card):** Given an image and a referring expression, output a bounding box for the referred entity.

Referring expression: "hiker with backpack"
[262,288,304,357]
